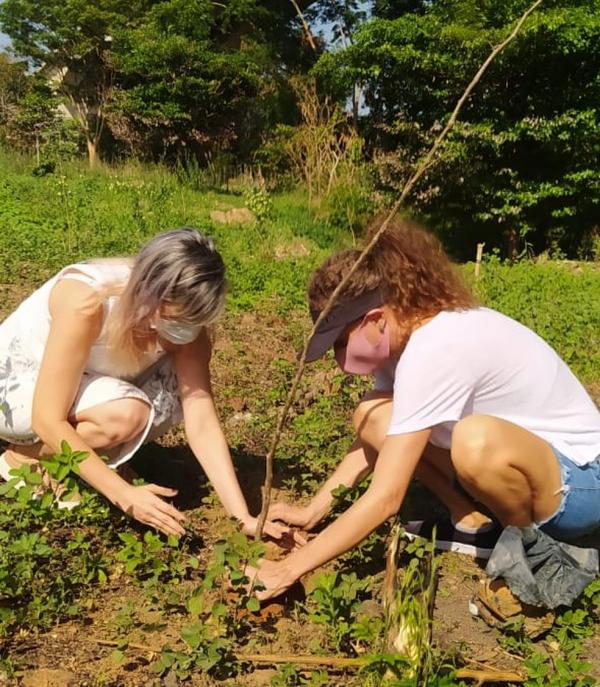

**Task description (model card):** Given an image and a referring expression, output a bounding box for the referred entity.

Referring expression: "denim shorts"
[537,448,600,541]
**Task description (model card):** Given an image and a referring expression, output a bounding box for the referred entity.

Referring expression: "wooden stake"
[475,242,486,279]
[255,0,544,540]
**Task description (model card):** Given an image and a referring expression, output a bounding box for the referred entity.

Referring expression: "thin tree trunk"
[505,228,519,261]
[86,137,99,169]
[289,0,317,51]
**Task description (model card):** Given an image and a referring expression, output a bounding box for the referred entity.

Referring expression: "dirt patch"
[0,283,32,320]
[19,670,76,687]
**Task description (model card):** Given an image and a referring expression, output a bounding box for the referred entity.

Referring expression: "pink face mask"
[335,318,390,375]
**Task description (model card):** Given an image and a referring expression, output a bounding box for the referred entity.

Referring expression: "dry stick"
[235,655,524,683]
[255,0,543,540]
[90,638,524,682]
[289,0,317,52]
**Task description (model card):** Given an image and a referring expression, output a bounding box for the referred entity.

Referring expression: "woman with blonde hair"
[253,217,600,599]
[0,227,289,540]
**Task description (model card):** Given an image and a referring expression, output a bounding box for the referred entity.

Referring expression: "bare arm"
[269,391,392,531]
[175,332,298,541]
[175,331,250,522]
[276,439,374,530]
[31,279,185,535]
[253,429,431,599]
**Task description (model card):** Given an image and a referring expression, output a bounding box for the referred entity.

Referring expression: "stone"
[21,669,76,687]
[210,207,256,225]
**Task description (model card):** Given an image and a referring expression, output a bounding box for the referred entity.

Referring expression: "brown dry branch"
[235,655,524,683]
[89,638,524,682]
[255,0,543,540]
[285,78,361,205]
[289,0,317,51]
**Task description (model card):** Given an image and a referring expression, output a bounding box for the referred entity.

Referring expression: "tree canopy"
[315,0,600,257]
[1,0,599,257]
[0,0,314,164]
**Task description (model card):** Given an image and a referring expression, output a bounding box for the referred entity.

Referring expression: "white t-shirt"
[374,308,600,466]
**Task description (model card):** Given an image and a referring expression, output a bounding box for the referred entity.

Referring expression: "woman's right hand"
[268,501,317,531]
[119,484,186,536]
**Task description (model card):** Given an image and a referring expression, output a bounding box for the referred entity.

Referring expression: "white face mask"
[154,318,202,345]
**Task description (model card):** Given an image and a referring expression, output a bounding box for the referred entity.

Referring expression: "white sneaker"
[0,451,25,487]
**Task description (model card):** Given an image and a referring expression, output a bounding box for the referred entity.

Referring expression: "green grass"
[1,149,598,382]
[0,150,333,316]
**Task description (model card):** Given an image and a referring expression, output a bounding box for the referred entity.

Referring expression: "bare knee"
[96,399,150,447]
[451,415,505,483]
[353,396,392,450]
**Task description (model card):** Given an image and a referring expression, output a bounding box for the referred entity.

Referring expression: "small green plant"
[244,186,273,223]
[152,620,231,679]
[0,440,87,507]
[524,651,595,687]
[116,530,197,584]
[308,571,371,651]
[269,664,329,686]
[153,531,265,680]
[509,576,600,686]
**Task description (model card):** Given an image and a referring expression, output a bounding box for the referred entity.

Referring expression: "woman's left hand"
[246,558,297,601]
[239,515,307,547]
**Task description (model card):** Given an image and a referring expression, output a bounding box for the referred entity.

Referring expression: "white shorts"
[0,355,182,468]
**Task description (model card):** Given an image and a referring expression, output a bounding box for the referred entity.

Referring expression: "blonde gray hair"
[105,228,226,375]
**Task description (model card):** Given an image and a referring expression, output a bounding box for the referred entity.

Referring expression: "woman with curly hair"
[0,228,291,541]
[253,217,600,599]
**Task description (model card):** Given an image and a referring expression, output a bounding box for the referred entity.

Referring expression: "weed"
[503,575,600,686]
[269,664,329,686]
[308,570,372,652]
[244,186,273,223]
[152,532,265,680]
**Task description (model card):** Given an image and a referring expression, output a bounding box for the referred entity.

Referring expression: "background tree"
[0,54,60,161]
[0,0,142,167]
[107,0,312,166]
[315,0,600,258]
[0,53,27,139]
[0,0,315,168]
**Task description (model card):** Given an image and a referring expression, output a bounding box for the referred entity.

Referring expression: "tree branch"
[290,0,317,52]
[89,638,524,682]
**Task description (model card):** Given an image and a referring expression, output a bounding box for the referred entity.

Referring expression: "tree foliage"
[0,54,65,160]
[0,0,140,165]
[0,0,599,257]
[0,0,312,165]
[315,0,600,257]
[108,0,308,162]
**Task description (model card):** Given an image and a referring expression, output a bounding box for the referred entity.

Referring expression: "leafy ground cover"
[0,157,599,686]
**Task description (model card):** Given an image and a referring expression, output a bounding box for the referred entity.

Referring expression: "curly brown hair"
[308,216,476,322]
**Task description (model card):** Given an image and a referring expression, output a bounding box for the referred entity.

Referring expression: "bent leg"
[5,398,150,468]
[353,394,490,528]
[451,415,562,527]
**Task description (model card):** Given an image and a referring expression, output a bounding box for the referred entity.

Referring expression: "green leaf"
[246,596,260,613]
